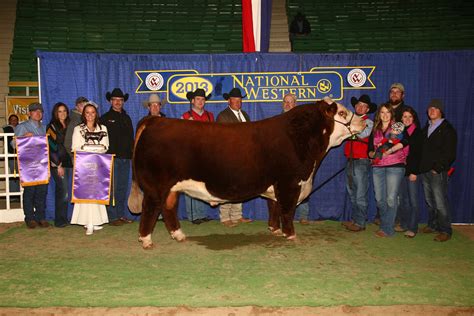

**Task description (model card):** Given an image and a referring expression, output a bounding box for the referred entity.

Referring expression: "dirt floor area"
[0,305,474,315]
[1,222,473,315]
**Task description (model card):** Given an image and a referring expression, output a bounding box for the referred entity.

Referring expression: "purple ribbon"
[16,136,50,186]
[72,152,114,205]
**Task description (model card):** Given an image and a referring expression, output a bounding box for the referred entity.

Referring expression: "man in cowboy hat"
[181,88,214,122]
[342,94,376,232]
[14,102,49,229]
[180,88,215,224]
[142,93,166,117]
[100,88,134,226]
[216,88,252,227]
[216,88,250,123]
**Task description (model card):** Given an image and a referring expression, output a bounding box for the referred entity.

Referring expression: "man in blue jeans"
[419,99,457,242]
[342,95,376,232]
[14,103,49,229]
[101,88,134,226]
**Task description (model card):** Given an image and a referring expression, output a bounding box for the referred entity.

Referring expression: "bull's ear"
[325,102,337,118]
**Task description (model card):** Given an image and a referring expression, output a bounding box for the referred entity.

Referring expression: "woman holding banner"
[71,103,109,235]
[47,102,72,228]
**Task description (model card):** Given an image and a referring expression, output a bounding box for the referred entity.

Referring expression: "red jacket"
[344,136,369,159]
[182,109,214,122]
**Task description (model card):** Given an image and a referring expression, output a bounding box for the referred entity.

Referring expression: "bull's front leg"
[139,195,161,249]
[162,191,186,242]
[266,199,282,236]
[275,186,299,240]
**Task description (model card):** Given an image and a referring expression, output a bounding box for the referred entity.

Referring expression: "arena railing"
[0,133,24,223]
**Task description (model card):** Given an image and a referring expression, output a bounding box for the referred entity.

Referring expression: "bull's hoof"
[139,234,153,249]
[286,234,297,240]
[170,229,186,242]
[268,227,283,236]
[142,242,154,249]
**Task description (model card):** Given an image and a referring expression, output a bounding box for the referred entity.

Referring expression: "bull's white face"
[327,102,366,150]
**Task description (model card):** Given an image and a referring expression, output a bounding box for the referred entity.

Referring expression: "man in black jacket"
[419,99,457,242]
[101,88,134,226]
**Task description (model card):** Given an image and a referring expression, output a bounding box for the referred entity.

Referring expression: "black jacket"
[390,101,409,123]
[47,122,72,168]
[419,119,457,174]
[3,125,15,153]
[405,127,423,176]
[100,107,134,159]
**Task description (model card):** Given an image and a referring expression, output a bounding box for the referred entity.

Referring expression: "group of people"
[342,83,457,242]
[9,83,457,241]
[13,89,134,235]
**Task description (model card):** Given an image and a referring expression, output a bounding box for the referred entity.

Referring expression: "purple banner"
[72,152,114,205]
[15,136,50,187]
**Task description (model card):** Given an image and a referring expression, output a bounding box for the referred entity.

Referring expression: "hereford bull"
[128,98,365,249]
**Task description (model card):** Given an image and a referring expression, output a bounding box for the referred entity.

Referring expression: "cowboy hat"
[350,95,377,114]
[223,88,246,100]
[186,88,211,101]
[106,88,129,102]
[142,93,166,107]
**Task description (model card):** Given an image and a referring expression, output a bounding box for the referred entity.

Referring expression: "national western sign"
[136,67,375,104]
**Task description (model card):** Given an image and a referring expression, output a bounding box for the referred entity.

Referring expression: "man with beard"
[388,83,410,122]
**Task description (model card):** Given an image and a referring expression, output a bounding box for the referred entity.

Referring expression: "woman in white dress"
[71,103,109,235]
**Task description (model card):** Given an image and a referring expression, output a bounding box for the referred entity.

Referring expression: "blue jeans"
[346,159,371,227]
[185,194,208,221]
[421,171,452,235]
[296,201,309,220]
[107,158,131,221]
[51,167,71,227]
[372,167,405,236]
[398,175,421,233]
[23,184,48,223]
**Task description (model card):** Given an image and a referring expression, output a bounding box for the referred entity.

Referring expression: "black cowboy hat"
[106,88,129,102]
[223,88,246,100]
[186,88,211,101]
[350,95,377,114]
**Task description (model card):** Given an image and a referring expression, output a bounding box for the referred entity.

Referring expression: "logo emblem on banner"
[317,79,332,93]
[347,68,367,87]
[145,72,164,91]
[136,66,375,103]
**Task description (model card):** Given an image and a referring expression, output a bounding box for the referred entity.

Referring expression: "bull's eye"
[338,111,347,119]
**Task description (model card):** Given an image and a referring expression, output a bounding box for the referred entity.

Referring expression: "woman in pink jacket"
[368,103,409,237]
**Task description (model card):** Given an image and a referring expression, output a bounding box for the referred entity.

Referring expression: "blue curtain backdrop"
[37,50,474,223]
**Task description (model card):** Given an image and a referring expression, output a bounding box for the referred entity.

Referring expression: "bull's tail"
[128,179,143,214]
[127,122,147,214]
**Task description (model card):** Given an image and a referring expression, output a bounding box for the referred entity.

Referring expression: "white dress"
[70,124,110,226]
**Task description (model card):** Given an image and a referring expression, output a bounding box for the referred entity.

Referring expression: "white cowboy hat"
[142,94,166,107]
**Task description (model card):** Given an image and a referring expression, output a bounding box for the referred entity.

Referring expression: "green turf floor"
[0,220,473,307]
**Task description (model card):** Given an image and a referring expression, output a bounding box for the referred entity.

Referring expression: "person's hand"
[23,132,33,137]
[368,151,375,159]
[431,169,438,175]
[58,166,65,177]
[409,174,417,181]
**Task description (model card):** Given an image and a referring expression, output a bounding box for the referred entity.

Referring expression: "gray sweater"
[64,109,82,158]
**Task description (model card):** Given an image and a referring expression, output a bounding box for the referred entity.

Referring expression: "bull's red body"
[128,100,363,248]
